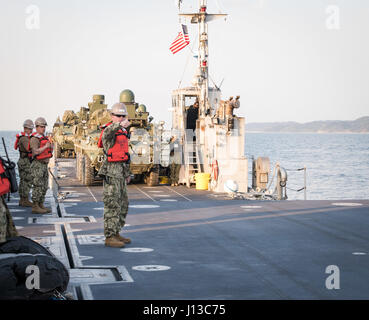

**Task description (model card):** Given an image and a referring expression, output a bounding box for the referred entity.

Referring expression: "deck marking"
[164,186,192,202]
[11,210,26,213]
[12,217,25,220]
[332,202,363,207]
[93,207,104,211]
[130,204,160,209]
[63,199,81,202]
[153,194,170,197]
[352,252,367,255]
[120,248,154,253]
[133,185,157,202]
[241,205,262,209]
[132,265,171,271]
[77,234,104,245]
[16,226,24,230]
[160,199,178,202]
[148,190,164,193]
[87,187,98,203]
[63,203,78,207]
[68,193,88,197]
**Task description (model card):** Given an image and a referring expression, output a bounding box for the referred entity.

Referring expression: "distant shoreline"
[246,131,369,134]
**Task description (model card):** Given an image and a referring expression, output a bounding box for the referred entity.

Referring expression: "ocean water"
[245,133,369,200]
[1,131,368,200]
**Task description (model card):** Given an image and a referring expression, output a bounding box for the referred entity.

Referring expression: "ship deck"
[10,158,369,300]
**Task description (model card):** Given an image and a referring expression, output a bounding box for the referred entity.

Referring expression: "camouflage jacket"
[98,122,131,179]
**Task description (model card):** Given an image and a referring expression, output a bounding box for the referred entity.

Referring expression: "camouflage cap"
[23,119,34,129]
[35,117,48,126]
[111,103,128,116]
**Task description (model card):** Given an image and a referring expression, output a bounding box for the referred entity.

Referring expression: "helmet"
[111,103,128,116]
[137,104,147,113]
[119,89,135,103]
[23,119,34,129]
[35,117,48,126]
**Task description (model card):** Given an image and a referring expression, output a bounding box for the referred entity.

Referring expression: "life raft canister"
[98,122,130,163]
[14,132,33,159]
[0,158,10,196]
[32,133,53,161]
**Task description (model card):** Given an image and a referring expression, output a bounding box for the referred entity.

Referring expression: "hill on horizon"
[246,117,369,133]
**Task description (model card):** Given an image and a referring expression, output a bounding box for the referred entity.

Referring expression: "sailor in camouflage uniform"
[0,197,18,244]
[15,119,34,207]
[98,103,132,248]
[30,117,53,214]
[0,158,18,243]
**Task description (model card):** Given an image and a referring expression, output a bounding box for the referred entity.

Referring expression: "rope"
[286,186,306,192]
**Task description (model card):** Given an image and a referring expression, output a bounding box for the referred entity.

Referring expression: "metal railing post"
[304,165,307,200]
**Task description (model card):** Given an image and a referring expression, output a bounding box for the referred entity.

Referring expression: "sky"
[0,0,368,130]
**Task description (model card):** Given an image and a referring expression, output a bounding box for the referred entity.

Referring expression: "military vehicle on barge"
[52,110,79,158]
[73,90,170,186]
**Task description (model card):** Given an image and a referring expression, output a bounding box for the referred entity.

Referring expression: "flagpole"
[198,0,209,117]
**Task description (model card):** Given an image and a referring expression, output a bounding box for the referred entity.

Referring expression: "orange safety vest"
[0,158,10,196]
[14,132,33,159]
[31,133,53,161]
[98,122,130,163]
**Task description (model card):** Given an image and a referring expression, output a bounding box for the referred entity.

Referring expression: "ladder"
[184,133,201,188]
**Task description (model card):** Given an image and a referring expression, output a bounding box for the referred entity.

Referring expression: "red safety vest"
[31,133,53,161]
[98,122,129,162]
[0,159,10,196]
[14,132,33,159]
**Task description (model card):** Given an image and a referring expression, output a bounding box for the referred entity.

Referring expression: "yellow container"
[195,173,211,190]
[159,176,170,185]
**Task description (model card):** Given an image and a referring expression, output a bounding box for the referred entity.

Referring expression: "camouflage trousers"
[31,160,49,204]
[103,176,129,238]
[17,157,33,198]
[0,196,18,244]
[170,163,181,184]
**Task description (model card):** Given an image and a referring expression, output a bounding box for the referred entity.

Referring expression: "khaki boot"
[105,236,125,248]
[39,202,52,213]
[19,197,33,207]
[116,234,131,244]
[32,202,48,214]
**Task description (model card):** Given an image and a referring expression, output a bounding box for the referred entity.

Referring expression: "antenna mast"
[179,0,227,117]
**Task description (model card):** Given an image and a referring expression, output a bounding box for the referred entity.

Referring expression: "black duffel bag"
[0,237,70,300]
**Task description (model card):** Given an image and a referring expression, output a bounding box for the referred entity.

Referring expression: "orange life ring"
[211,159,218,181]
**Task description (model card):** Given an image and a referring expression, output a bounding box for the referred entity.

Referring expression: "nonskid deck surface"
[10,158,369,299]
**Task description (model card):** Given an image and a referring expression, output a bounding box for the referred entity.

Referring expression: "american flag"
[169,24,190,54]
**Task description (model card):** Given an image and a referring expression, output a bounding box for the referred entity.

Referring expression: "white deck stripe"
[87,186,98,203]
[133,185,157,202]
[164,186,192,202]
